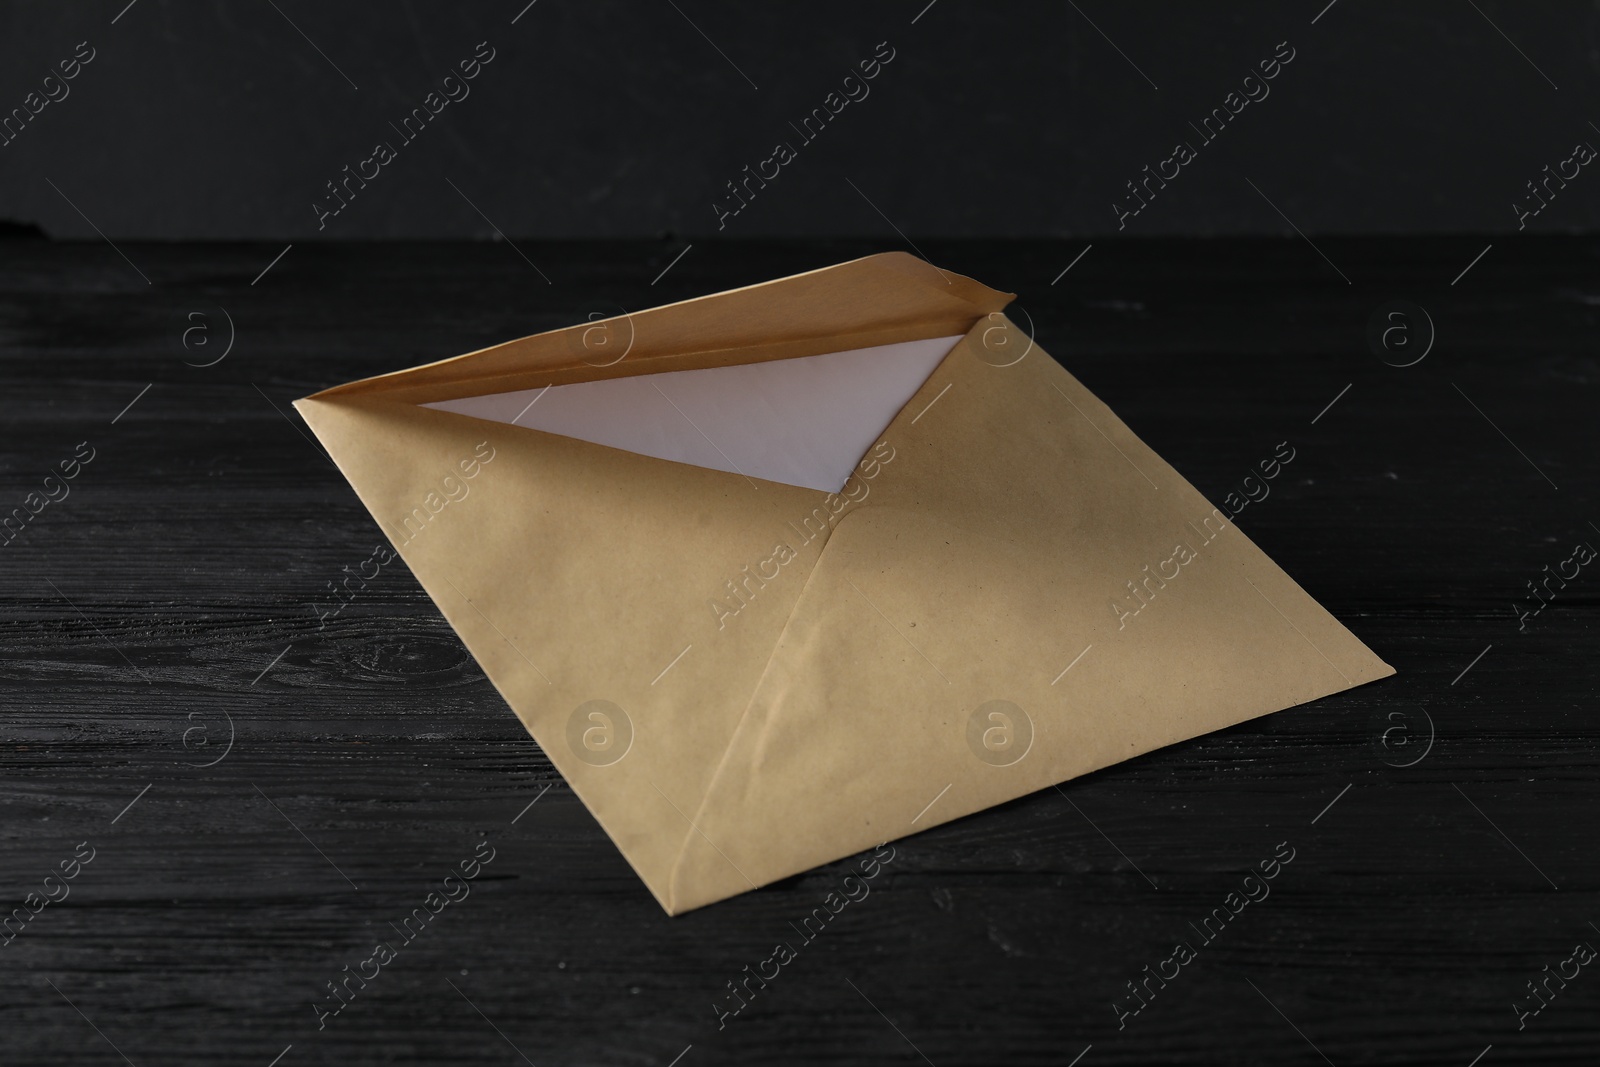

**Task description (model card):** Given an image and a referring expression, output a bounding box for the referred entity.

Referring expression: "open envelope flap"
[667,326,1393,913]
[308,251,1012,405]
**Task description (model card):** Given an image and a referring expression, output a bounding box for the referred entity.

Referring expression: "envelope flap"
[311,252,1013,405]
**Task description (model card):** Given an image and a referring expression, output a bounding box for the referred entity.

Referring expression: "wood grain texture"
[0,237,1595,1066]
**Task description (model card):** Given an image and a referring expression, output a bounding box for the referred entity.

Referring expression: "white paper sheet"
[424,335,964,493]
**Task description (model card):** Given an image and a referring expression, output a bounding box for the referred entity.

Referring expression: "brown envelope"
[295,252,1393,915]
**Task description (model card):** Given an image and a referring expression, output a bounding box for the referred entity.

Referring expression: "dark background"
[3,0,1599,239]
[3,3,1599,1067]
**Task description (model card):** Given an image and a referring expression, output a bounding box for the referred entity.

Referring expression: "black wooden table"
[3,236,1595,1066]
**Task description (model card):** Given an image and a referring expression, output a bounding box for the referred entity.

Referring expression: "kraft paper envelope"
[295,252,1393,915]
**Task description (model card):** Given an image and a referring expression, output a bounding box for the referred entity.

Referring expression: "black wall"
[3,0,1598,239]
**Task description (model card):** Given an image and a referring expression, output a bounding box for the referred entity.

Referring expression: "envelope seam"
[663,502,879,911]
